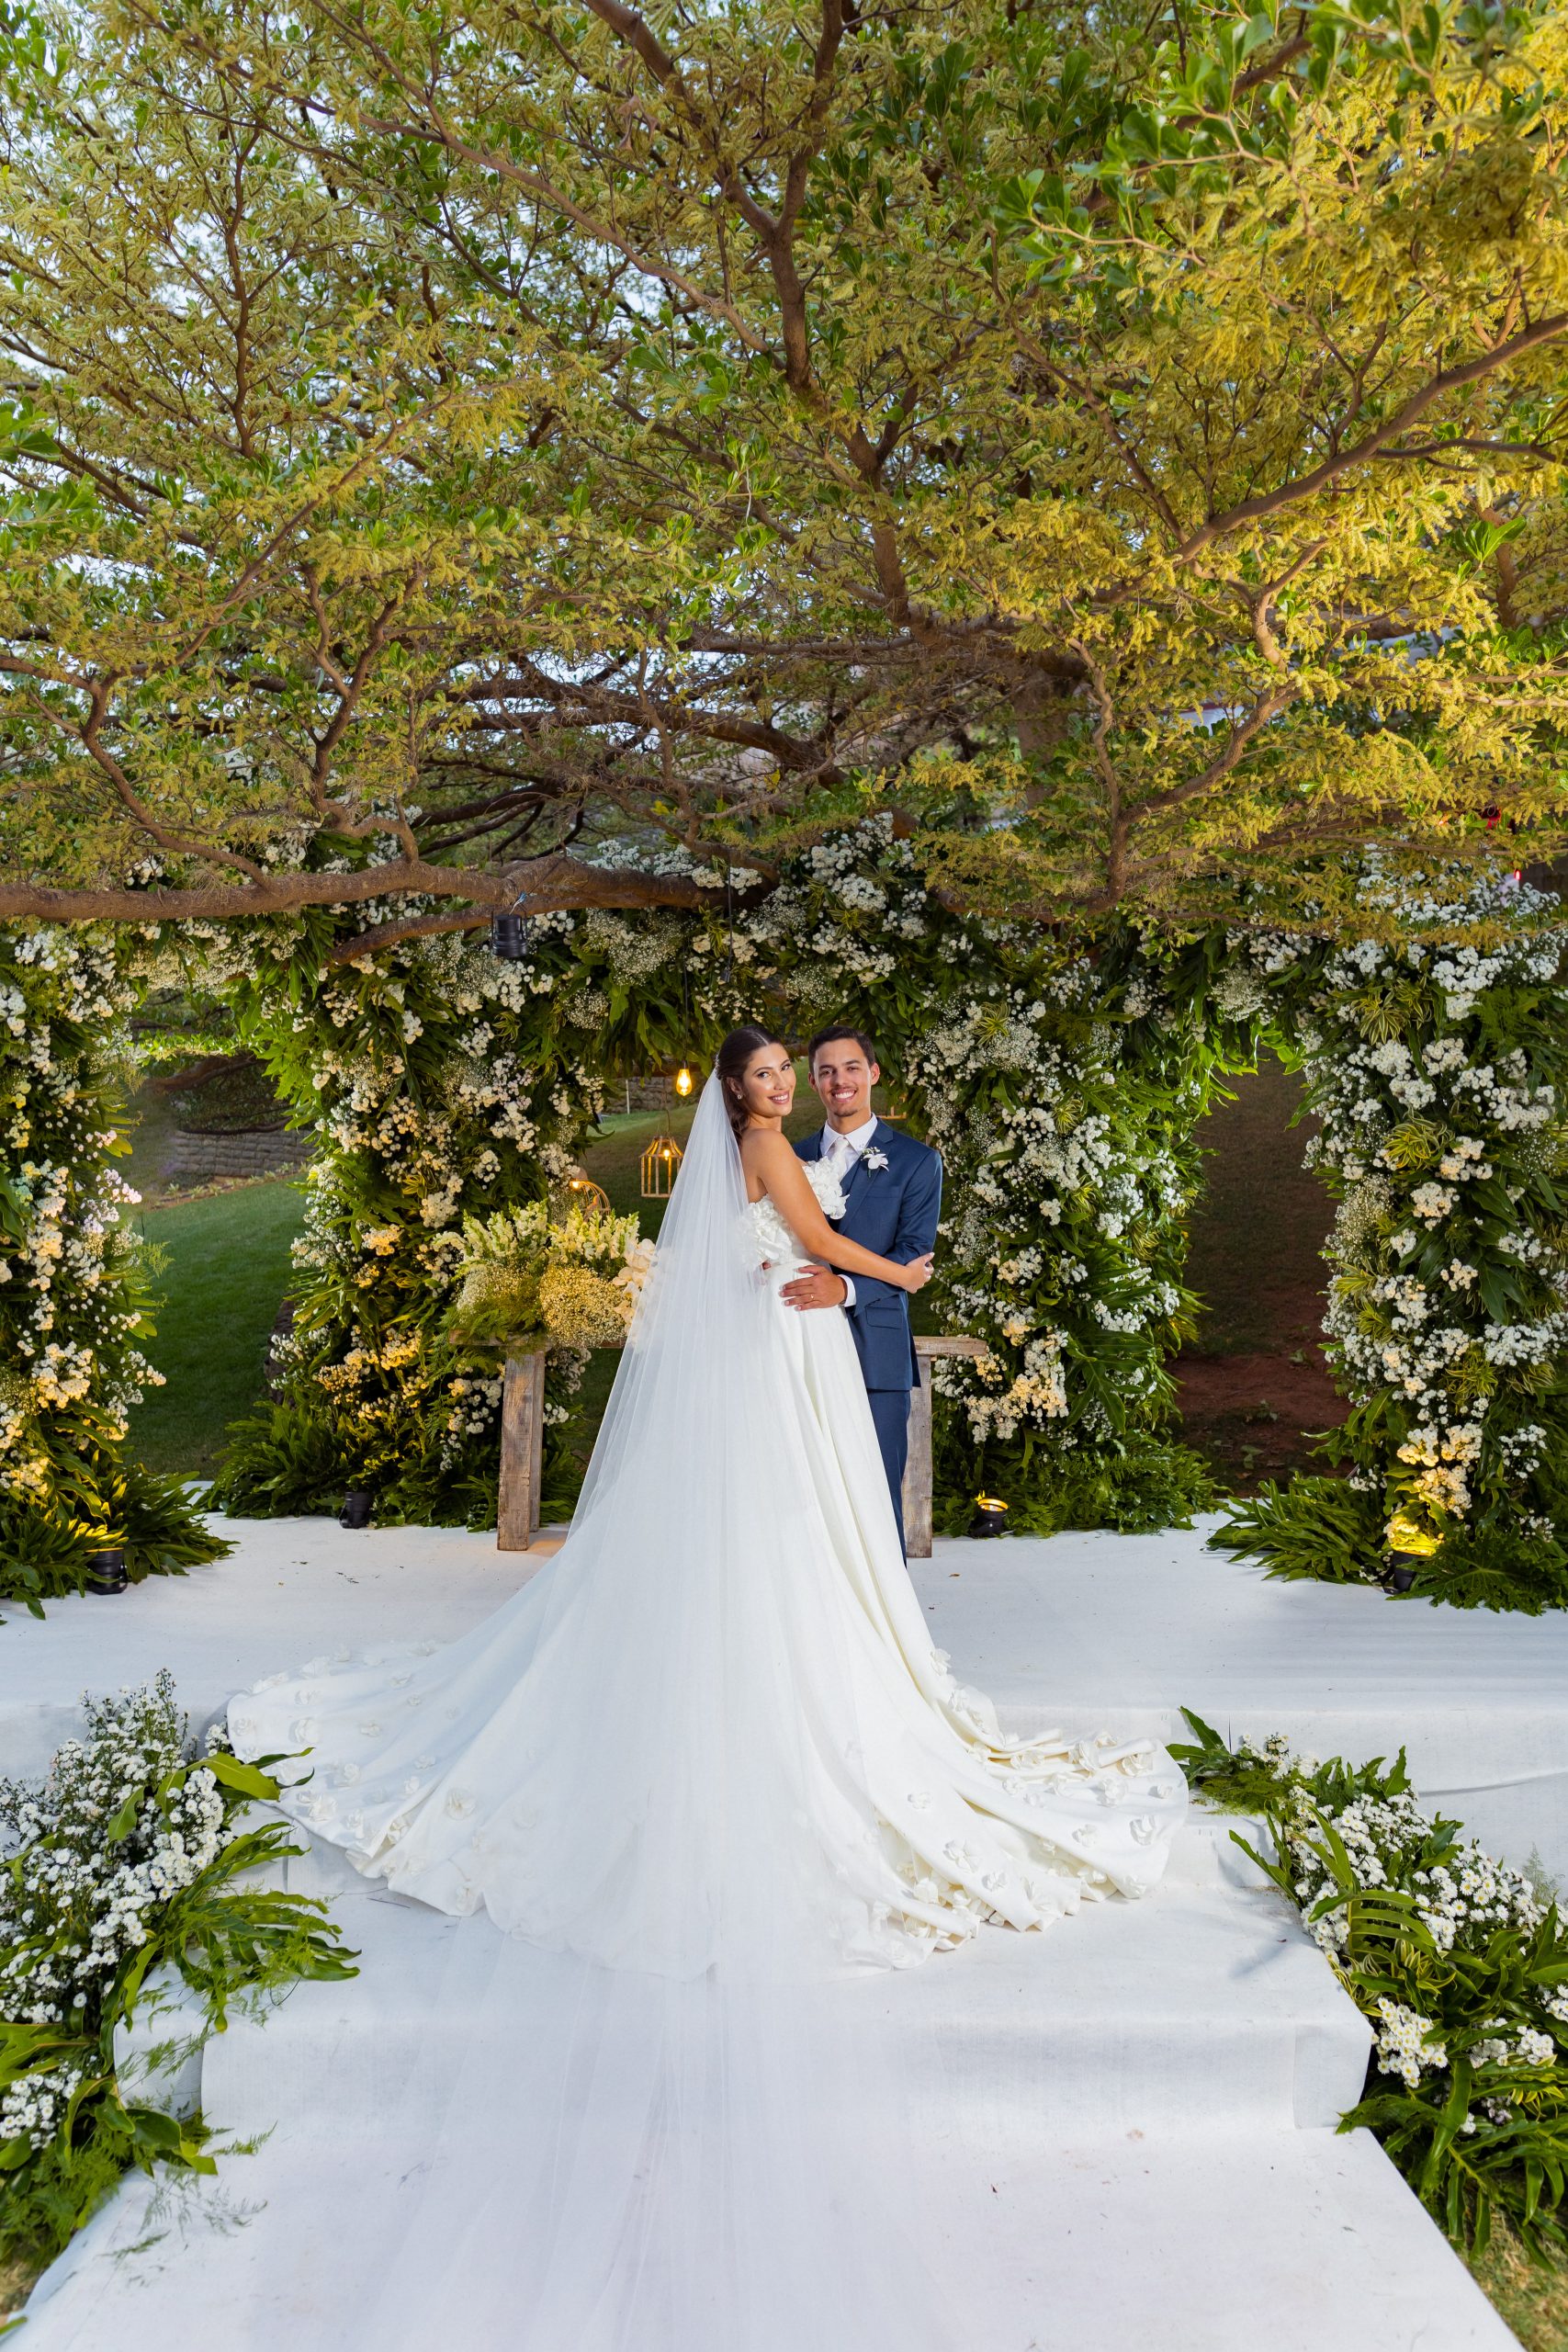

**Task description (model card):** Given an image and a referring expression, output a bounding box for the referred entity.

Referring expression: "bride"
[227,1027,1185,2346]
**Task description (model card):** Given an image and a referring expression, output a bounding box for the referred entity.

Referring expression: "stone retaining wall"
[161,1128,313,1183]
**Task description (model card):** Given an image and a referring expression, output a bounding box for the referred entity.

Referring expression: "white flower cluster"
[0,932,162,1503]
[232,920,614,1496]
[1299,873,1568,1544]
[739,824,1201,1459]
[0,1676,234,2148]
[1282,1777,1543,1964]
[1374,1998,1448,2089]
[1226,1728,1565,2137]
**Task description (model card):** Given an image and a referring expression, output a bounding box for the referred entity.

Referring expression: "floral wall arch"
[4,830,1566,1615]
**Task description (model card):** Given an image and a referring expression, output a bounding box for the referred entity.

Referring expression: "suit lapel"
[837,1119,891,1217]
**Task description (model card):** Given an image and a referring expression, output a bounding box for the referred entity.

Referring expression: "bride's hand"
[898,1253,935,1295]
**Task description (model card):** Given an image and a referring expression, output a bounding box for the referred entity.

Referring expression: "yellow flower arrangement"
[444,1199,652,1356]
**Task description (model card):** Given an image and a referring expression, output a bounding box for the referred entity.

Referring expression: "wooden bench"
[497,1331,990,1560]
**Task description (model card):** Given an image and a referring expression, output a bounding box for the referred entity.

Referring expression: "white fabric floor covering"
[6,1514,1564,1882]
[7,1513,1551,2350]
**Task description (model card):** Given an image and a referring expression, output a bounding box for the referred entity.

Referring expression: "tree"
[2,0,1567,946]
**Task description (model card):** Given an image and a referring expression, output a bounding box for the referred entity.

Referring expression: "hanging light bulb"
[673,1063,694,1100]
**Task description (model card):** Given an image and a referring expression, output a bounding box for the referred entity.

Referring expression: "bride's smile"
[734,1042,797,1125]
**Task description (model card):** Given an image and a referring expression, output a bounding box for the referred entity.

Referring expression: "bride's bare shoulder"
[739,1125,801,1196]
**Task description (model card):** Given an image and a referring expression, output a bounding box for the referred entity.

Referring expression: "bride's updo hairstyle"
[716,1025,787,1143]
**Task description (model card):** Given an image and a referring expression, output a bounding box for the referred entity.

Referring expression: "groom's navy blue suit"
[794,1121,942,1553]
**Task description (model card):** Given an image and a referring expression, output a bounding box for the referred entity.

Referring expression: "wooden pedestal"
[901,1336,991,1559]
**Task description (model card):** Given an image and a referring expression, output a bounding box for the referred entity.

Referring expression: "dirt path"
[1175,1054,1343,1488]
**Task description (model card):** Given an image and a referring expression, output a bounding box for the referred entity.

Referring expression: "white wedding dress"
[226,1078,1185,2349]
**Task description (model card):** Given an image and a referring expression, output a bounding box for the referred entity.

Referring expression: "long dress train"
[226,1078,1185,2346]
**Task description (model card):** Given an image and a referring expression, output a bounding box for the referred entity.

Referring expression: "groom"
[782,1026,942,1553]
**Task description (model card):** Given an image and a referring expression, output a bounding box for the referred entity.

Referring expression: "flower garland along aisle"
[1213,867,1568,1612]
[0,1674,355,2282]
[209,896,689,1528]
[726,820,1224,1532]
[1172,1710,1568,2258]
[0,927,225,1611]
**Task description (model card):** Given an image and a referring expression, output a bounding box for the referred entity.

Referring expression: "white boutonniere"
[863,1148,889,1172]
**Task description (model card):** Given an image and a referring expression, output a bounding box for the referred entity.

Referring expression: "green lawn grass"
[128,1179,307,1477]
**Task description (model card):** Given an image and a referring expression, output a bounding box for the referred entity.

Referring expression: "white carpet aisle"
[7,1512,1558,2351]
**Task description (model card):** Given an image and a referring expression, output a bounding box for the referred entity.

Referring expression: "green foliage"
[1,0,1566,936]
[0,929,226,1611]
[1211,871,1568,1613]
[1172,1711,1568,2264]
[934,1418,1218,1537]
[207,1393,350,1521]
[206,906,652,1528]
[0,1676,356,2275]
[1210,1473,1389,1585]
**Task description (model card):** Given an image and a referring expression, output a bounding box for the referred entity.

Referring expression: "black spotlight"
[84,1547,129,1596]
[967,1495,1010,1539]
[339,1489,372,1530]
[490,910,530,961]
[1383,1555,1419,1594]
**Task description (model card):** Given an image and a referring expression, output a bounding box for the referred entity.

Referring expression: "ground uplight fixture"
[84,1546,129,1596]
[968,1494,1010,1539]
[339,1489,373,1530]
[1382,1509,1438,1595]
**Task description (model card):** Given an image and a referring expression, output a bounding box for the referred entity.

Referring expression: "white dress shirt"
[821,1115,879,1306]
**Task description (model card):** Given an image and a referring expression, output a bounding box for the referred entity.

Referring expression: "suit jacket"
[794,1121,942,1393]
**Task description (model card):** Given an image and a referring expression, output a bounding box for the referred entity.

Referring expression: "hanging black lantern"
[490,910,530,962]
[339,1489,373,1530]
[84,1547,129,1596]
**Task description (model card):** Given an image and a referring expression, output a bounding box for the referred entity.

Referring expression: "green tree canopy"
[3,0,1567,946]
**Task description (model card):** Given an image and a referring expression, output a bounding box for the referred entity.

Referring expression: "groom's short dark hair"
[807,1024,879,1069]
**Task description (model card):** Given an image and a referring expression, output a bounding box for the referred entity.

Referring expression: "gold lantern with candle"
[640,1129,683,1199]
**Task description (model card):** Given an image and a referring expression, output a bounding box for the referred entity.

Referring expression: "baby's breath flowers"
[1215,863,1568,1611]
[0,929,221,1600]
[1174,1710,1568,2256]
[0,1675,355,2273]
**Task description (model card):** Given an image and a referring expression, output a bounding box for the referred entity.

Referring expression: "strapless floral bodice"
[748,1156,845,1270]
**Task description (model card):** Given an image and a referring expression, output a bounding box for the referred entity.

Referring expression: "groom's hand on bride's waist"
[779,1264,850,1311]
